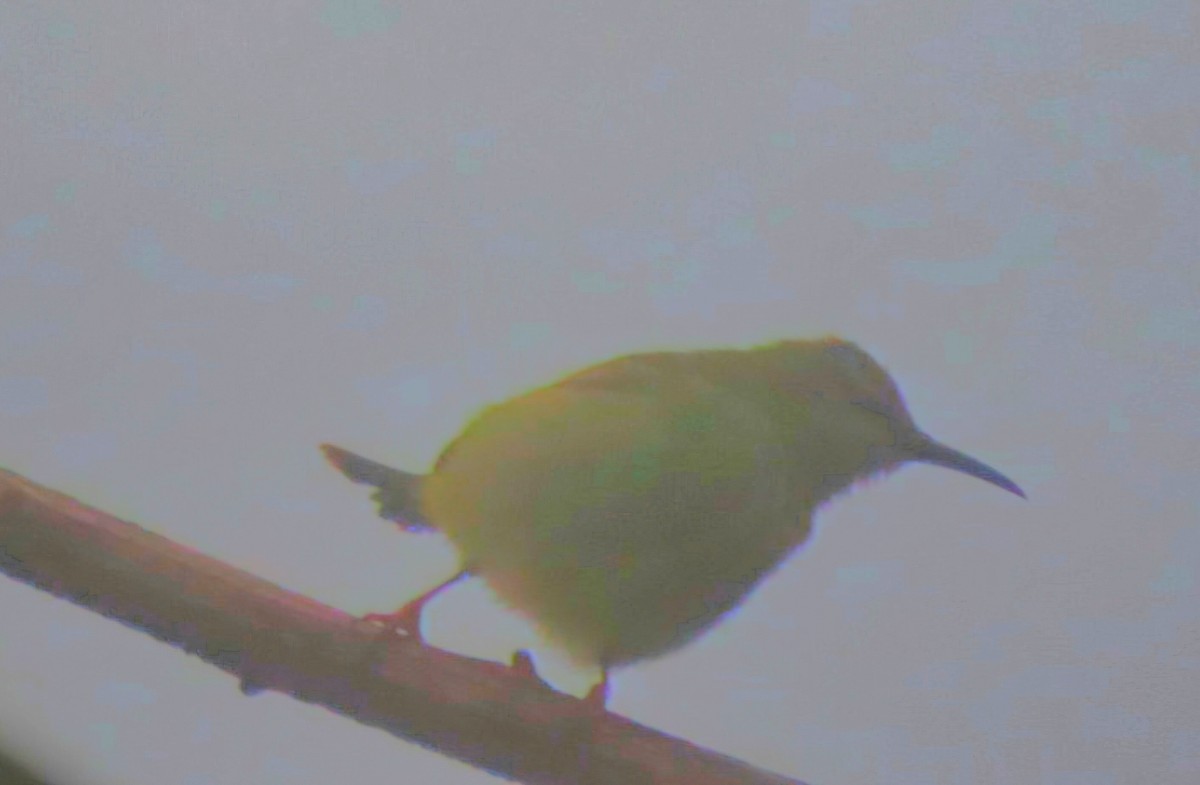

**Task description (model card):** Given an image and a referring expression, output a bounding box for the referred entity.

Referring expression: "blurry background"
[2,2,1197,783]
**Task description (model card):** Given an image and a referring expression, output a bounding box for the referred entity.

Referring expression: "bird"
[321,336,1023,707]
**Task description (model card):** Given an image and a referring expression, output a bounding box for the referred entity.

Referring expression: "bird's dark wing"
[319,444,434,532]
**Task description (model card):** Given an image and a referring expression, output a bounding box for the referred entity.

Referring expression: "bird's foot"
[361,570,469,644]
[361,601,425,642]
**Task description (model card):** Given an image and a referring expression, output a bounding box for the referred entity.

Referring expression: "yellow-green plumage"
[323,337,1022,696]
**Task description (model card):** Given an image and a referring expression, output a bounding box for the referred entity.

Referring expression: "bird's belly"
[455,499,811,668]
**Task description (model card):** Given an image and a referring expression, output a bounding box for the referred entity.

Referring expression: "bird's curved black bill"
[909,435,1025,498]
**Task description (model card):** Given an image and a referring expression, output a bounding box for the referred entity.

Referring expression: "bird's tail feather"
[319,443,433,532]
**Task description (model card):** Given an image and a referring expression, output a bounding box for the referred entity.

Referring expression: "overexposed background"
[2,2,1197,783]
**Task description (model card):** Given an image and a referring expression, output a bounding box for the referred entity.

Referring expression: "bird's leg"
[362,569,469,642]
[582,669,610,710]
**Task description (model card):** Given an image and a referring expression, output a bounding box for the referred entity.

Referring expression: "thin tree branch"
[0,468,806,785]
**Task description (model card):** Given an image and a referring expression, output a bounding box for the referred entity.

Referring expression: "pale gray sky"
[2,2,1197,784]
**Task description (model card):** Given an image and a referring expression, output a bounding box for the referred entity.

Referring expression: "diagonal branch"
[0,468,806,785]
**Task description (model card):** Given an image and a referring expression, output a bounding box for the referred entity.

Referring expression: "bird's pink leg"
[362,569,468,642]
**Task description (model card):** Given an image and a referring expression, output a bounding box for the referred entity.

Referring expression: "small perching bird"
[322,337,1023,707]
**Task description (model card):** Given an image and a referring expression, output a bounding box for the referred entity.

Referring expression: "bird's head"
[764,337,1024,502]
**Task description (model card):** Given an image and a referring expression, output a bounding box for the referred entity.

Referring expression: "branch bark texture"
[0,468,805,785]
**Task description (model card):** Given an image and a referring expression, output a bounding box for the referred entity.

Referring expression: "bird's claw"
[361,606,424,642]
